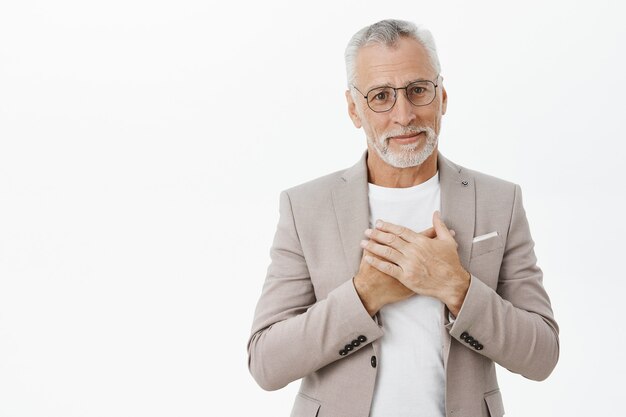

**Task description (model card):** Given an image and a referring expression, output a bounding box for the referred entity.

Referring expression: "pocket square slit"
[472,231,499,243]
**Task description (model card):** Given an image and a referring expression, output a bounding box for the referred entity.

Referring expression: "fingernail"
[364,255,373,264]
[364,229,372,237]
[360,240,368,247]
[375,220,383,228]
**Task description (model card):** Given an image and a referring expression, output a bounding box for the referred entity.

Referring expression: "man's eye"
[411,86,426,95]
[371,91,390,101]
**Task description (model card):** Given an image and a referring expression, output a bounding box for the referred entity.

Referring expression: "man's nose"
[391,90,416,125]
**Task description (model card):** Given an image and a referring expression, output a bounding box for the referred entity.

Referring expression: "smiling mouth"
[389,132,423,144]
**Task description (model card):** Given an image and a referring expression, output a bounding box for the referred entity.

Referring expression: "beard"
[366,124,438,169]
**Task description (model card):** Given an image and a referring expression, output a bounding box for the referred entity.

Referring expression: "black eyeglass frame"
[352,75,440,113]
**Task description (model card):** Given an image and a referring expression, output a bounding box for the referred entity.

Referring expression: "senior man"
[248,19,559,417]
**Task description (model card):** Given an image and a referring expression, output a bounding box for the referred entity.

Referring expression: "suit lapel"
[438,153,475,270]
[438,153,476,368]
[331,152,370,277]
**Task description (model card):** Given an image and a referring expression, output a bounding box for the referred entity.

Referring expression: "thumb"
[433,211,454,241]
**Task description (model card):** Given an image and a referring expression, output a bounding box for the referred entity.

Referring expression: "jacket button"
[339,349,347,356]
[371,355,377,368]
[357,335,367,343]
[470,340,479,348]
[351,339,361,347]
[344,344,354,351]
[460,332,469,340]
[476,344,484,350]
[465,336,474,343]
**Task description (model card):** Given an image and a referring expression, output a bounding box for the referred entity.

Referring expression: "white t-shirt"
[368,172,445,417]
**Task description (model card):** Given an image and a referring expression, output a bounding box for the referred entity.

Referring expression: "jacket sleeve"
[247,191,384,391]
[447,184,560,381]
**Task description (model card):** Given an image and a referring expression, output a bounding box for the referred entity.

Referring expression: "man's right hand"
[353,226,438,316]
[353,250,413,316]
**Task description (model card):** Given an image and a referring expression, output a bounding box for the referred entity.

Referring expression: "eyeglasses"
[352,76,439,113]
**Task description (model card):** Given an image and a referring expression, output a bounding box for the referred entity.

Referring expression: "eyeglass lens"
[367,81,436,112]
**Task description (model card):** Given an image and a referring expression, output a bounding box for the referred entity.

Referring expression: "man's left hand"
[360,211,470,316]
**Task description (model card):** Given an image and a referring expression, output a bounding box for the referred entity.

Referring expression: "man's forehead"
[355,38,436,88]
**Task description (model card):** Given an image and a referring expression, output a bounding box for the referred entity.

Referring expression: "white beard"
[367,125,438,168]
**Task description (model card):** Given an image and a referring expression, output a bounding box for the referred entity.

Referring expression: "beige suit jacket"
[248,152,559,417]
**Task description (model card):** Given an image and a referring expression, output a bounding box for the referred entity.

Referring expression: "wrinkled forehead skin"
[354,37,438,92]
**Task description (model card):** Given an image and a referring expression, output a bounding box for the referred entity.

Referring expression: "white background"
[1,0,625,416]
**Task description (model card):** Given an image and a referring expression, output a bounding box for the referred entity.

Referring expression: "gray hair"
[344,19,441,88]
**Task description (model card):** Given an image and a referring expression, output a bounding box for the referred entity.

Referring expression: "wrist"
[353,275,382,316]
[445,269,470,316]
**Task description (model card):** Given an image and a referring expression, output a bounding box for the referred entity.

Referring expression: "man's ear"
[441,85,448,115]
[345,90,362,128]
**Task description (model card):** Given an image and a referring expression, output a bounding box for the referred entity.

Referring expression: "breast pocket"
[290,393,321,417]
[471,232,504,258]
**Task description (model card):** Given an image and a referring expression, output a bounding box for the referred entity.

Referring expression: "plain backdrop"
[1,0,625,416]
